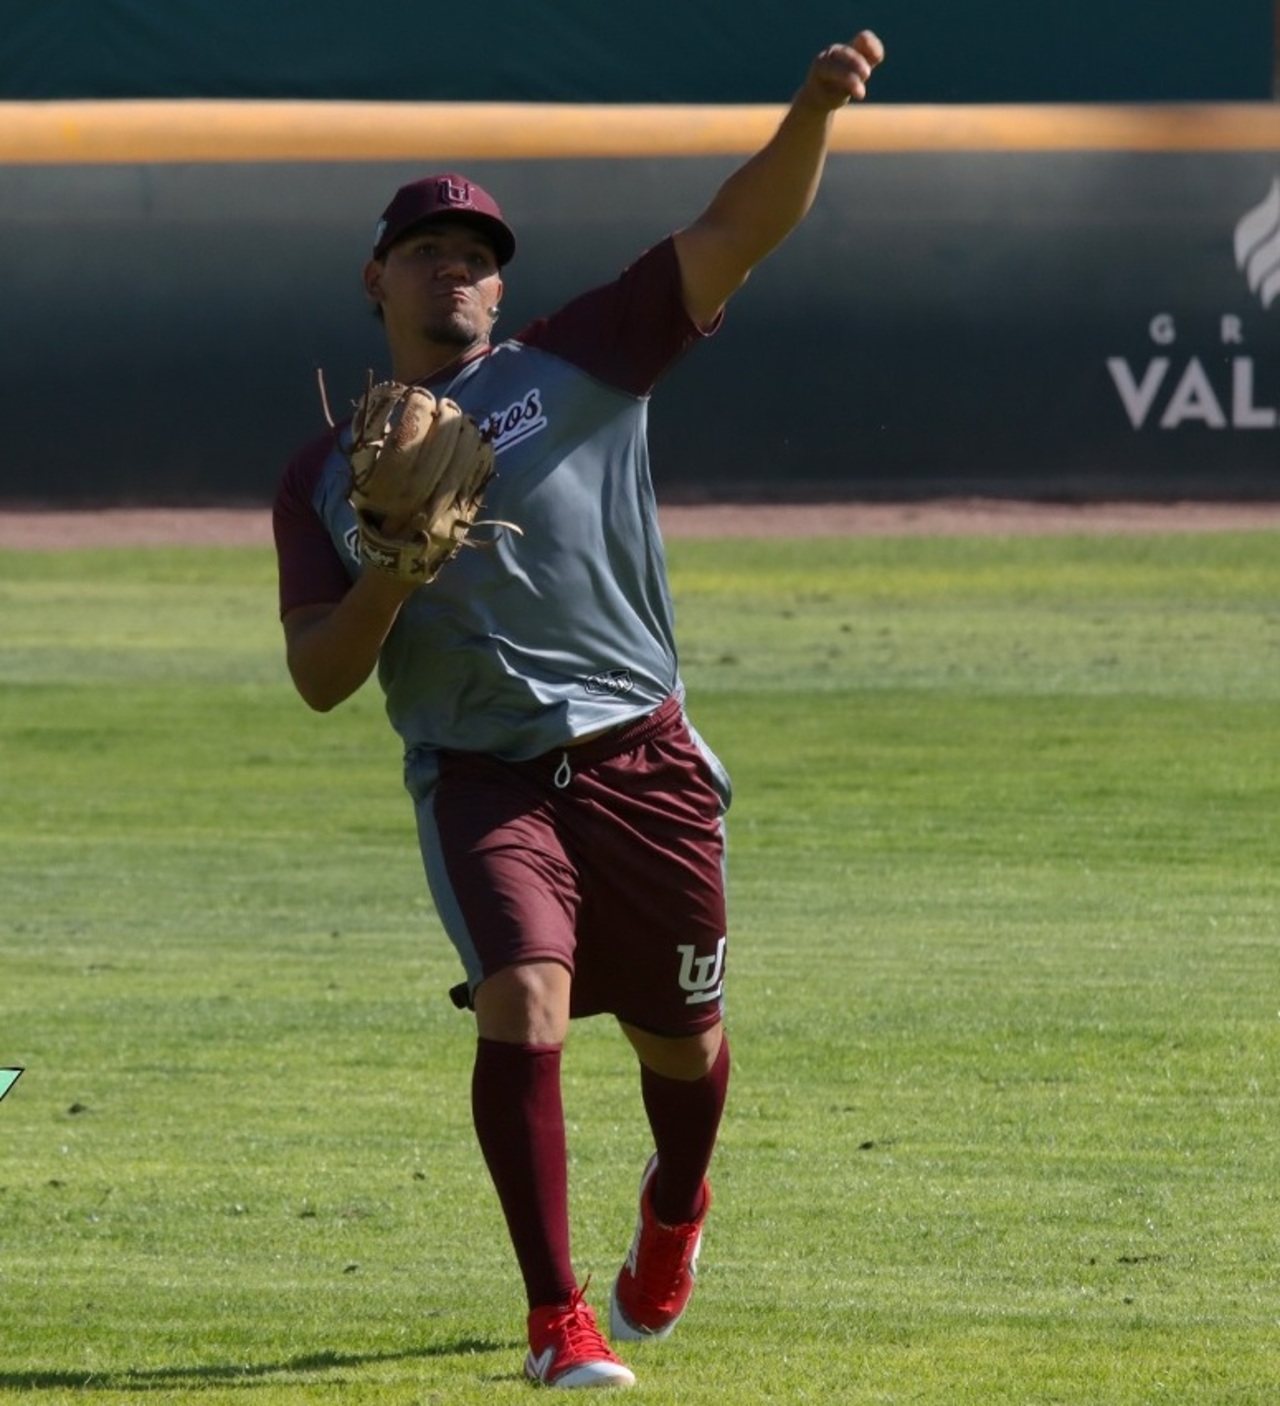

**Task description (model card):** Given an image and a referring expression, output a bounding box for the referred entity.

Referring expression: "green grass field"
[1,532,1277,1404]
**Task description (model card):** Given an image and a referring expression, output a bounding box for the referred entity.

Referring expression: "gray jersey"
[274,236,717,762]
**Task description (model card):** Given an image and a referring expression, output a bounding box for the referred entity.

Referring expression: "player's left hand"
[803,30,885,110]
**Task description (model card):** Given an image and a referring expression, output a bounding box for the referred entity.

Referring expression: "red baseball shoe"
[525,1283,636,1389]
[609,1155,710,1342]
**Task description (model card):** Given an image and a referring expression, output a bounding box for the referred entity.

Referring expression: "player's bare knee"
[474,960,572,1045]
[621,1020,723,1080]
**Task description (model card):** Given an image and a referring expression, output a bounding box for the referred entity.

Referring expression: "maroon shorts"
[419,696,730,1035]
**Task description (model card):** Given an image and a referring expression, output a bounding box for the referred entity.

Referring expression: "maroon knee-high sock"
[471,1038,577,1310]
[639,1036,731,1225]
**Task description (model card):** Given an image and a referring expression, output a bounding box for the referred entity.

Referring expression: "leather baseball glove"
[336,376,513,583]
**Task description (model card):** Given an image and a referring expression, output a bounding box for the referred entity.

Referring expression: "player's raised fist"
[804,30,885,109]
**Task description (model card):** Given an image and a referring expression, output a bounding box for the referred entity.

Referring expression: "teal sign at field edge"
[0,1068,23,1102]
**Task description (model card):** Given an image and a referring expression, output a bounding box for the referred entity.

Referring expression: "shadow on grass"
[0,1339,514,1392]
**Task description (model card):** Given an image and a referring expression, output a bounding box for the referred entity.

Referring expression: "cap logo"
[438,177,474,209]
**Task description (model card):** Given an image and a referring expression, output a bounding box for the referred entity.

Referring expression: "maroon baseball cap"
[371,173,516,265]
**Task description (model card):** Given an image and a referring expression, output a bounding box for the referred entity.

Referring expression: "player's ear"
[362,259,385,308]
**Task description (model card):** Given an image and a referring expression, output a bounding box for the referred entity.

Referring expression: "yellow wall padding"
[3,100,1280,164]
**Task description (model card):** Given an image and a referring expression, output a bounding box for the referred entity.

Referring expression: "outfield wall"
[3,102,1280,504]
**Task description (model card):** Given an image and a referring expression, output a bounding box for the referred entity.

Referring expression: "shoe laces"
[543,1279,611,1355]
[634,1215,700,1297]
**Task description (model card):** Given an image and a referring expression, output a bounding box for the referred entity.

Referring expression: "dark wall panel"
[3,151,1279,505]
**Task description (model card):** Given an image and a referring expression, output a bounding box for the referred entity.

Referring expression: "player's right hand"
[804,30,885,110]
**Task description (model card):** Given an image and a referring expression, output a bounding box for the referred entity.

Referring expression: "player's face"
[369,221,504,351]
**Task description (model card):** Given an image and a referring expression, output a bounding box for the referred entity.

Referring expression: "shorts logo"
[677,937,726,1006]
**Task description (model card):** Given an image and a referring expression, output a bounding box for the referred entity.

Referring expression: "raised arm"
[672,31,885,328]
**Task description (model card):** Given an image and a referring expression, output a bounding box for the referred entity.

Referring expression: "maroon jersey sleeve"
[272,431,353,617]
[515,236,721,396]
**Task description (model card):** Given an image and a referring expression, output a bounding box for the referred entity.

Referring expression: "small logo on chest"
[585,669,634,697]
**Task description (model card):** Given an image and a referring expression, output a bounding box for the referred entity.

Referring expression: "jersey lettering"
[483,389,547,454]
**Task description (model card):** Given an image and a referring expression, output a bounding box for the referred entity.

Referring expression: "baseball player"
[273,31,884,1390]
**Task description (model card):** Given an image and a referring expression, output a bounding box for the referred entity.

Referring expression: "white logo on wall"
[1105,181,1279,431]
[1234,179,1280,309]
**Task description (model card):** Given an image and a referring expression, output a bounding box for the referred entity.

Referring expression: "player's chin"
[425,311,487,348]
